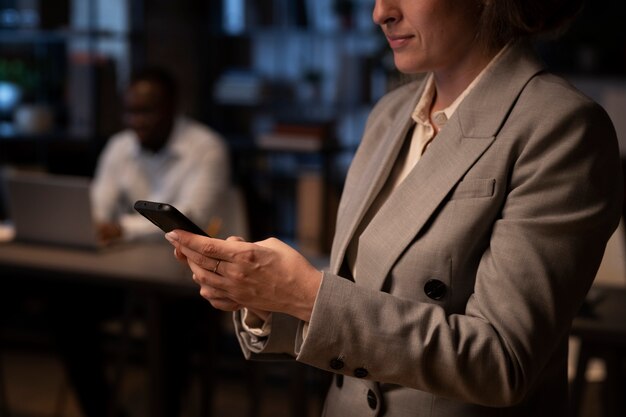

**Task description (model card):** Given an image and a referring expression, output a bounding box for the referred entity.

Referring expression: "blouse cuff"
[241,308,273,337]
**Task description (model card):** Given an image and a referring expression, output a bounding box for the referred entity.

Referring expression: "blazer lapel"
[355,119,494,289]
[330,86,424,273]
[344,41,546,290]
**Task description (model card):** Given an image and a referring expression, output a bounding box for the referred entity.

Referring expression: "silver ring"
[212,260,221,274]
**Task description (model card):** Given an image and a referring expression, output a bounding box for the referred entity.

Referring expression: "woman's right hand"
[165,230,320,321]
[170,234,245,312]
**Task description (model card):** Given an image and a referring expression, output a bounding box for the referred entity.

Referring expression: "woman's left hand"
[165,230,322,322]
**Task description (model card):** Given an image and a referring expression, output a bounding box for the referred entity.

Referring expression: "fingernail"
[165,231,179,242]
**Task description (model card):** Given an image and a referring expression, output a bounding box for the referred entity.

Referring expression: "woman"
[165,0,622,415]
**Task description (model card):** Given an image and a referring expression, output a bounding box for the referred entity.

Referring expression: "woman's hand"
[170,235,242,311]
[165,230,322,322]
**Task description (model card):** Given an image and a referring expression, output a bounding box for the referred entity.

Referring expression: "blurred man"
[92,67,230,243]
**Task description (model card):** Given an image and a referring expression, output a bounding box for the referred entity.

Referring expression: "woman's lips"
[386,34,413,49]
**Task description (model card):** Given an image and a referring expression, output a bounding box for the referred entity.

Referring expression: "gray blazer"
[235,41,623,416]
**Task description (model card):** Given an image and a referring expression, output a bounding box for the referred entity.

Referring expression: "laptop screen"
[4,170,102,249]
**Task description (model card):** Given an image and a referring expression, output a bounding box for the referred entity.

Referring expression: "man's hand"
[96,222,122,244]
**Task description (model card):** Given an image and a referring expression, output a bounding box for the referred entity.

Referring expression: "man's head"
[124,68,178,153]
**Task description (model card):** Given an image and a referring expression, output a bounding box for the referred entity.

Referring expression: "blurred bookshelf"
[0,0,141,176]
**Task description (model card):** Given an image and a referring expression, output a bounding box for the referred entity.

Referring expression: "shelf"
[0,128,93,142]
[0,28,137,44]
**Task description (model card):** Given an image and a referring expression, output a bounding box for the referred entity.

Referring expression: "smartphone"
[133,200,209,237]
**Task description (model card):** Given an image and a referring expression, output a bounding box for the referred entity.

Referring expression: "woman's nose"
[372,0,399,26]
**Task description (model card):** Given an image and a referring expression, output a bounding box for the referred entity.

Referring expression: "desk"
[0,240,193,291]
[0,240,207,417]
[570,285,626,417]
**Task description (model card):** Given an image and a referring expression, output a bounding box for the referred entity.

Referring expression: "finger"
[167,230,252,264]
[192,259,224,277]
[173,247,187,261]
[212,259,223,275]
[168,232,225,271]
[198,284,232,300]
[226,235,246,242]
[198,286,240,311]
[207,298,241,311]
[166,230,221,256]
[189,262,229,290]
[181,245,235,276]
[187,259,226,280]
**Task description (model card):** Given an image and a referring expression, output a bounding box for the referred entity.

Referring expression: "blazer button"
[329,358,344,370]
[353,367,368,378]
[424,279,447,300]
[366,389,378,409]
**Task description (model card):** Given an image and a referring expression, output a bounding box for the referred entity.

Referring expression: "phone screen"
[134,200,209,237]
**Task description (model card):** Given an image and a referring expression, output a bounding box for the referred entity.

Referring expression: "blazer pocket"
[449,178,495,200]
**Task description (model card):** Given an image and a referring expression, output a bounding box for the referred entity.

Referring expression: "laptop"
[3,170,104,250]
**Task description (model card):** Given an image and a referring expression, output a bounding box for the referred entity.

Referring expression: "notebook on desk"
[3,171,104,250]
